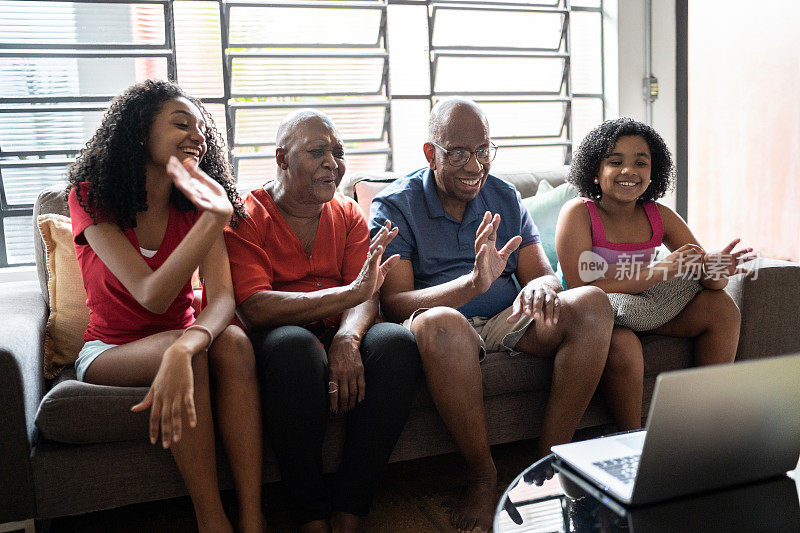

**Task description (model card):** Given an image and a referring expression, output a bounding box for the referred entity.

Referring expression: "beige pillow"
[37,214,90,379]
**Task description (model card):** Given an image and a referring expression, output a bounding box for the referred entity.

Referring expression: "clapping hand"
[702,238,756,280]
[167,156,233,219]
[471,212,523,294]
[349,220,400,303]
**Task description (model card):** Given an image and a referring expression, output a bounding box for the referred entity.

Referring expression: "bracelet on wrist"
[184,324,214,351]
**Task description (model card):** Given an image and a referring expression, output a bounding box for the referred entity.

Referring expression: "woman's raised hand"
[349,220,400,304]
[167,156,233,219]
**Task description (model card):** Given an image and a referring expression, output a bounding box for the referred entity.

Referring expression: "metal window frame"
[0,0,177,266]
[0,0,606,267]
[219,0,393,185]
[427,0,576,164]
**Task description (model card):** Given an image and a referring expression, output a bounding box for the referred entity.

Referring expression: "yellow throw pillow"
[37,214,89,379]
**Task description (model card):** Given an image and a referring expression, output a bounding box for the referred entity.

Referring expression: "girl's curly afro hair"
[567,117,675,202]
[67,79,245,228]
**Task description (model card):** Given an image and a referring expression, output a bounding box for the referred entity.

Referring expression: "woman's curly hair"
[567,117,675,202]
[67,79,245,228]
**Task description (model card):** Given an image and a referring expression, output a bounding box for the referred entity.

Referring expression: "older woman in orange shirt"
[224,109,420,533]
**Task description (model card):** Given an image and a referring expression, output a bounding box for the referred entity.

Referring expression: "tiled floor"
[46,439,541,533]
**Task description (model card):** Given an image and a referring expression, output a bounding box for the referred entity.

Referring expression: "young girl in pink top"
[67,80,264,533]
[556,118,752,430]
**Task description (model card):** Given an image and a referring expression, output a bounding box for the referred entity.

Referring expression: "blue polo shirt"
[369,167,539,319]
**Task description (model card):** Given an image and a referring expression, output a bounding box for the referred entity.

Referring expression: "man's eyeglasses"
[429,141,498,168]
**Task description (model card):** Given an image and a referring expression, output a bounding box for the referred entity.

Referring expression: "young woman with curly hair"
[67,79,264,533]
[556,118,752,431]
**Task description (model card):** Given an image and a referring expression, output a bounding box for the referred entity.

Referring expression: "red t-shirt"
[68,184,200,344]
[224,185,369,330]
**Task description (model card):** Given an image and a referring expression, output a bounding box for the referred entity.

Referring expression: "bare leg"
[514,286,614,458]
[299,520,331,533]
[411,307,496,533]
[649,289,740,366]
[600,326,643,430]
[84,331,232,533]
[208,325,266,533]
[331,511,364,533]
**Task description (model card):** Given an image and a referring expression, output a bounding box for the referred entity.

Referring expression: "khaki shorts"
[403,304,535,361]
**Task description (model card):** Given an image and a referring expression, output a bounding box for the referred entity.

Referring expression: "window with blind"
[0,0,607,267]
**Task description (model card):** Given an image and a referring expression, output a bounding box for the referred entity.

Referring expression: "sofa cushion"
[353,177,396,217]
[494,167,570,199]
[480,349,554,396]
[35,372,150,444]
[342,167,570,216]
[34,184,71,304]
[38,213,90,379]
[522,181,579,270]
[411,349,555,409]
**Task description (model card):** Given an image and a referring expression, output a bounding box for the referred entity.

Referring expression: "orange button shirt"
[224,186,369,329]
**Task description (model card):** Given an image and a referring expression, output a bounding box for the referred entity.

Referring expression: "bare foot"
[299,519,331,533]
[331,511,366,533]
[451,464,497,532]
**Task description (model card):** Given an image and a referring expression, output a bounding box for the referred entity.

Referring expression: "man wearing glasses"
[369,98,616,533]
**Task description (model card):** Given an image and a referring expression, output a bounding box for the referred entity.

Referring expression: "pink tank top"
[582,198,663,265]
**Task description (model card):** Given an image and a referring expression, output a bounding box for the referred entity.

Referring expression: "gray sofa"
[3,168,800,528]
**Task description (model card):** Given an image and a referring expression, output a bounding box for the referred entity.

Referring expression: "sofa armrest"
[725,258,800,361]
[0,281,46,521]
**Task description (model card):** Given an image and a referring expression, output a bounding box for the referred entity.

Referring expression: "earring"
[593,178,599,184]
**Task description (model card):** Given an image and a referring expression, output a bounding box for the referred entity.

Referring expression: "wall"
[613,0,677,210]
[687,1,800,259]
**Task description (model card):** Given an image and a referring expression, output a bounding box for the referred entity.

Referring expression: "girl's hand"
[702,238,756,280]
[167,156,233,219]
[131,344,196,449]
[652,243,705,281]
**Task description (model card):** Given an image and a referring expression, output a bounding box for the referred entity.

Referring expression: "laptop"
[551,353,800,506]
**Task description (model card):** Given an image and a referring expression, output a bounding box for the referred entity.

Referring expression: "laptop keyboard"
[593,455,640,483]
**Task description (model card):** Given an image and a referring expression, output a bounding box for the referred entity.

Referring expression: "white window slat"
[432,9,562,50]
[4,216,35,265]
[229,6,381,46]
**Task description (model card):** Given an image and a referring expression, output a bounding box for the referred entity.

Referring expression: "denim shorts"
[75,339,118,381]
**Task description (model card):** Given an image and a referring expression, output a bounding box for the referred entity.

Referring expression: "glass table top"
[494,454,800,532]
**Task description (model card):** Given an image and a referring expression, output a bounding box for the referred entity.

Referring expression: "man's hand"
[702,238,756,280]
[507,279,561,326]
[471,212,522,294]
[349,220,400,304]
[131,344,196,449]
[327,333,365,414]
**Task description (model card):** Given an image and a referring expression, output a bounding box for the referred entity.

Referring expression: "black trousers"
[249,322,420,524]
